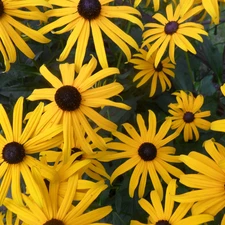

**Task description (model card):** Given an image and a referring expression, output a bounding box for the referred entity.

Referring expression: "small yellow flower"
[142,3,207,67]
[130,46,175,97]
[167,90,211,142]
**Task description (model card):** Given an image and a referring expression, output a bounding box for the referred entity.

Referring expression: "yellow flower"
[167,90,211,142]
[100,110,183,199]
[4,173,112,225]
[0,0,51,71]
[173,139,225,220]
[40,0,143,72]
[130,46,175,97]
[0,97,63,205]
[142,3,207,67]
[27,56,130,162]
[211,83,225,132]
[131,179,214,225]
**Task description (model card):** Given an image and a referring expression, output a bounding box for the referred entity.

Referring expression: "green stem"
[185,52,195,85]
[113,212,126,225]
[216,72,222,86]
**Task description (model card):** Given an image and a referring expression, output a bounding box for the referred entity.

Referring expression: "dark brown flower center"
[0,0,4,17]
[2,142,25,164]
[43,219,64,225]
[138,142,157,161]
[71,147,83,160]
[55,85,81,111]
[164,21,179,34]
[183,111,195,123]
[156,220,171,225]
[78,0,101,20]
[154,62,163,72]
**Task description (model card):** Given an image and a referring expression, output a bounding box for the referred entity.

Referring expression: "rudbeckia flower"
[39,0,143,72]
[27,56,130,162]
[0,97,63,205]
[0,0,51,71]
[130,179,214,225]
[211,83,225,132]
[130,45,175,97]
[173,139,225,220]
[4,173,112,225]
[167,90,211,142]
[142,3,208,67]
[100,110,183,199]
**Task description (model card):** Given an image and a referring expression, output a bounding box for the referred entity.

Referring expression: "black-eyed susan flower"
[167,90,211,142]
[0,97,63,205]
[100,110,183,199]
[27,56,130,162]
[0,0,51,71]
[211,83,225,132]
[40,0,143,72]
[173,139,225,219]
[4,173,112,225]
[142,3,207,67]
[130,179,214,225]
[130,46,175,97]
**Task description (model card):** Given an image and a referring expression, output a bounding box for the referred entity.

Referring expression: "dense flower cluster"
[0,0,225,224]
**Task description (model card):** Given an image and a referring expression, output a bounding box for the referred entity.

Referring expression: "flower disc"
[78,0,101,20]
[138,142,157,161]
[55,85,82,111]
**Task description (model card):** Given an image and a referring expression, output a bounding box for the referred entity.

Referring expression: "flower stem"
[185,52,195,84]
